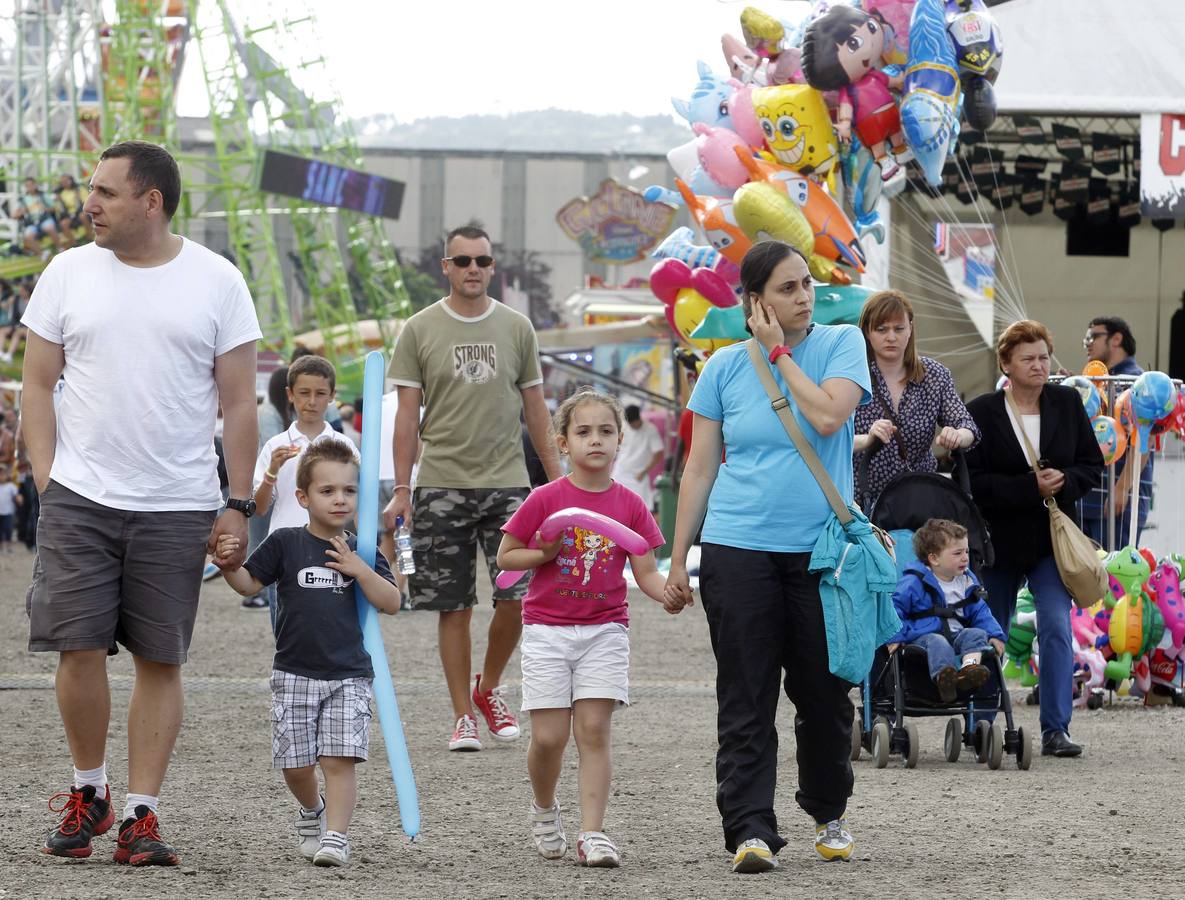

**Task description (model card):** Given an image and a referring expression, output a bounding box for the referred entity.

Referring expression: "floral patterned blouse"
[853,356,980,507]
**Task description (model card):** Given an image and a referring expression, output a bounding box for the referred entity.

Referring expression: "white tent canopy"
[991,0,1185,115]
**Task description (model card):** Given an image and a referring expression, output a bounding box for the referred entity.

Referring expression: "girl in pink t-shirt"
[497,389,679,868]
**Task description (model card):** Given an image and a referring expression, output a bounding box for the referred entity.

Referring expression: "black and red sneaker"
[42,784,115,858]
[112,806,180,867]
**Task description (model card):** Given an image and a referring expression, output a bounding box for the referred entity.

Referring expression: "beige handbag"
[1004,390,1107,608]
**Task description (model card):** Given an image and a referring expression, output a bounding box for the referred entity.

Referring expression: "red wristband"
[768,344,792,364]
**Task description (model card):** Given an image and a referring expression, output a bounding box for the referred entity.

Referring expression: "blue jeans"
[982,555,1074,739]
[910,628,989,680]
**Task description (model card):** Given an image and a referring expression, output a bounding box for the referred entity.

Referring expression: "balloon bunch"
[1071,366,1184,466]
[654,0,1003,266]
[646,2,1004,368]
[1084,547,1185,707]
[1003,548,1185,712]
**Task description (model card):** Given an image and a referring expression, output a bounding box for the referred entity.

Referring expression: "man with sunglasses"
[1081,316,1153,550]
[384,224,561,753]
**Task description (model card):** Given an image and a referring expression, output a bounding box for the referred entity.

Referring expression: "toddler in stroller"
[886,519,1006,702]
[852,451,1033,769]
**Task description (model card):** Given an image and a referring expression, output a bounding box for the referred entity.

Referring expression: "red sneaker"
[112,806,180,867]
[41,785,115,858]
[472,674,520,742]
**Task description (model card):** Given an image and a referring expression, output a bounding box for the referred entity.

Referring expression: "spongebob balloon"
[751,83,840,179]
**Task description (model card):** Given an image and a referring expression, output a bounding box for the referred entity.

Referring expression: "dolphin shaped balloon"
[900,0,961,186]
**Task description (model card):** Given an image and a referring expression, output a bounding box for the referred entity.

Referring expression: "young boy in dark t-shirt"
[217,440,401,867]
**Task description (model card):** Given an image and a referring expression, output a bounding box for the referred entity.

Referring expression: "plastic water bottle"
[395,516,415,576]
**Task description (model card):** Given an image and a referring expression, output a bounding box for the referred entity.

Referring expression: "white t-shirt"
[613,419,664,508]
[1004,402,1041,467]
[254,422,360,533]
[22,239,262,511]
[0,482,19,516]
[935,572,974,635]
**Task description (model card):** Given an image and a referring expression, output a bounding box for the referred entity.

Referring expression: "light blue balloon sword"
[354,350,420,838]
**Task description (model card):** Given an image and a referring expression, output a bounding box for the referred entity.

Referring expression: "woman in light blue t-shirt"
[664,241,871,873]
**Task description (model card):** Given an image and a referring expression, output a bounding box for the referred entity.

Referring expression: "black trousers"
[700,543,854,854]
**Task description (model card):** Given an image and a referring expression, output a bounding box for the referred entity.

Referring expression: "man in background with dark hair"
[1081,315,1153,549]
[22,140,261,865]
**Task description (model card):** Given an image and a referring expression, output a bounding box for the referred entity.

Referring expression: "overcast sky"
[176,0,813,123]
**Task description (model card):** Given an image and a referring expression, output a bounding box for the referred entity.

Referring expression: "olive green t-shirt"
[388,298,543,489]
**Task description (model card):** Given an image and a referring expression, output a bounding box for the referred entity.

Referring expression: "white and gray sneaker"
[576,831,620,868]
[732,837,778,873]
[313,831,350,867]
[294,796,325,860]
[814,819,854,861]
[530,802,568,860]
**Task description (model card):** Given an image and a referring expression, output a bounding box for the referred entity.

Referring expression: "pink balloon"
[649,257,691,304]
[692,123,751,191]
[727,82,767,148]
[689,266,738,308]
[494,507,650,590]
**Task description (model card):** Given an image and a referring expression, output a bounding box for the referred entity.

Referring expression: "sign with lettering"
[1140,112,1185,218]
[555,179,676,264]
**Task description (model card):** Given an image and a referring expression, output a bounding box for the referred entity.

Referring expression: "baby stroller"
[849,446,1033,771]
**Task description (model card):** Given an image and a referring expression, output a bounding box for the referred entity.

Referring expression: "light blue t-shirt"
[688,326,871,552]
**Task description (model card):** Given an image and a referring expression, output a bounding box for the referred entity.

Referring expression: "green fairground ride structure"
[1,0,410,389]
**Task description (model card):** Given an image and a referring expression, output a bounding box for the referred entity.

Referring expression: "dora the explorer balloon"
[801,5,907,176]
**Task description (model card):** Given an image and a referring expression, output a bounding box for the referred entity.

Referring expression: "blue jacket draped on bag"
[809,507,901,684]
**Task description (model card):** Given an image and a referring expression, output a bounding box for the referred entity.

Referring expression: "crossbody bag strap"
[746,339,852,526]
[1003,388,1055,511]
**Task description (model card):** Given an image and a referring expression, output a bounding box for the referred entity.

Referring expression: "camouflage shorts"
[409,486,530,611]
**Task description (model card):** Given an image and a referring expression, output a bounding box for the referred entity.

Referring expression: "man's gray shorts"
[27,480,216,664]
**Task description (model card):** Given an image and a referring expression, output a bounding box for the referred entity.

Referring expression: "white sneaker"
[815,819,854,861]
[448,714,482,751]
[313,832,350,867]
[732,837,777,873]
[576,831,620,868]
[294,797,325,860]
[530,802,567,860]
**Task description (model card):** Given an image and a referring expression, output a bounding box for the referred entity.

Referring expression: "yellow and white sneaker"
[732,838,777,873]
[815,819,854,861]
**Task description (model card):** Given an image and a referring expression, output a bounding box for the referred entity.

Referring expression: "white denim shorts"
[520,622,630,710]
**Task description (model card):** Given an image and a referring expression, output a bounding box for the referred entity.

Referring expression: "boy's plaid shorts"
[269,670,373,769]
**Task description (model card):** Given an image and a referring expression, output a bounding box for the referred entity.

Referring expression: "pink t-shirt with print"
[502,477,665,627]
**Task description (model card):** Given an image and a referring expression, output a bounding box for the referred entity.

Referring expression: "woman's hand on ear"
[747,301,785,354]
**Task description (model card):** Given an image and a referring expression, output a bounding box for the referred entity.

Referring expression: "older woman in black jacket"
[965,320,1103,758]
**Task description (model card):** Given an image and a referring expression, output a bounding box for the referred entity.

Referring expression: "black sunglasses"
[444,255,494,268]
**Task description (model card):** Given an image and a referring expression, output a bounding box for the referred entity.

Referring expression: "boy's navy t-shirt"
[245,526,394,680]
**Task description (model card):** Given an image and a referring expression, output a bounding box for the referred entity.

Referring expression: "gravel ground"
[1,546,1183,900]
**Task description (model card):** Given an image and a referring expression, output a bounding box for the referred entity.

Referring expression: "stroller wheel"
[943,718,962,763]
[1016,726,1032,770]
[973,720,991,763]
[987,722,1004,770]
[903,722,919,769]
[1025,686,1040,706]
[850,710,863,761]
[872,720,891,768]
[1086,690,1104,711]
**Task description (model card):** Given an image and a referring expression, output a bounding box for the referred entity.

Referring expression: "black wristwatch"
[225,497,257,518]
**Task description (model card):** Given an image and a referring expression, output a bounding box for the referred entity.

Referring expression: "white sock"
[323,829,348,844]
[73,763,107,794]
[122,793,158,822]
[961,651,983,667]
[302,795,325,816]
